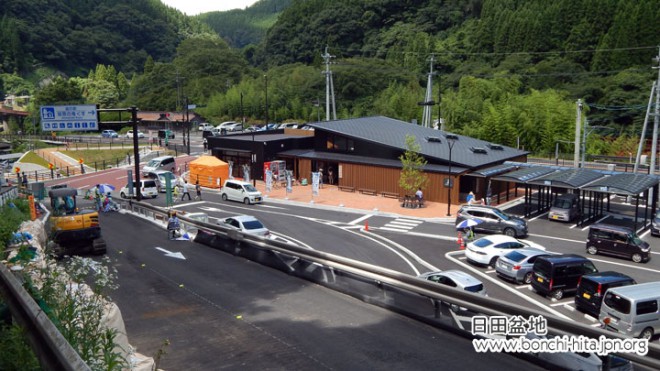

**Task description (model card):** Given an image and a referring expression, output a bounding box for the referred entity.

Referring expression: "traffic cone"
[457,232,465,250]
[364,220,369,232]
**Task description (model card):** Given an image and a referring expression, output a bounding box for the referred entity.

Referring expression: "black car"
[652,211,660,237]
[574,271,636,318]
[531,254,598,300]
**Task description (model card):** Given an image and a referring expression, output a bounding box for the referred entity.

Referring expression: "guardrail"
[124,200,660,369]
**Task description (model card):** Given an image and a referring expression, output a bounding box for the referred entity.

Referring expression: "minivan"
[586,224,650,263]
[455,205,528,237]
[119,180,158,199]
[548,193,579,222]
[221,180,263,205]
[575,271,636,318]
[531,254,598,300]
[600,281,660,340]
[142,156,176,176]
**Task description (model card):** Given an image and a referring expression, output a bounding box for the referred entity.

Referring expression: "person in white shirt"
[181,180,192,201]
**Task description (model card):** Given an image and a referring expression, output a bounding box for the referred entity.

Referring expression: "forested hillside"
[196,0,290,48]
[1,0,659,157]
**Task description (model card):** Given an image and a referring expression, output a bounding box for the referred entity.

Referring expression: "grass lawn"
[59,149,175,166]
[20,151,51,167]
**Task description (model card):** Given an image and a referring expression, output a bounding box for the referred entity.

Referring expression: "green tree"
[398,135,428,195]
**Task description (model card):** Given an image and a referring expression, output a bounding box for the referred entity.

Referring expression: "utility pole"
[422,55,435,128]
[322,46,337,121]
[634,81,656,173]
[574,99,582,168]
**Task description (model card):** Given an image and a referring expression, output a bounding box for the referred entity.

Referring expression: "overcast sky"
[160,0,260,15]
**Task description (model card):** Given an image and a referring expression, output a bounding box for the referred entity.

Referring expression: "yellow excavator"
[48,188,106,257]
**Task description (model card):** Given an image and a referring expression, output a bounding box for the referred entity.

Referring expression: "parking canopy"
[581,173,659,196]
[527,168,603,189]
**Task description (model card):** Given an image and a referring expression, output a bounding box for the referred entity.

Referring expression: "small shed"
[188,156,229,189]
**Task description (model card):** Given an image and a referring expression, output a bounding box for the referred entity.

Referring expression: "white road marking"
[171,201,205,208]
[348,214,373,225]
[445,251,571,320]
[379,227,412,233]
[550,300,573,307]
[587,256,660,274]
[485,270,496,274]
[584,314,597,322]
[528,213,548,221]
[516,285,530,290]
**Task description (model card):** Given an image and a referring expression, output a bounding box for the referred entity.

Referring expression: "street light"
[446,136,456,216]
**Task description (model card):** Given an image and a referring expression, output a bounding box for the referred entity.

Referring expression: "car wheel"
[120,192,127,199]
[587,245,598,255]
[152,195,157,199]
[221,194,228,201]
[550,289,563,300]
[632,253,643,263]
[243,197,250,205]
[503,228,516,237]
[639,327,654,340]
[523,272,533,285]
[489,256,499,268]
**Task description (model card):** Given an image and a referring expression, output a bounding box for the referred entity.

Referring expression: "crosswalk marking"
[381,217,422,232]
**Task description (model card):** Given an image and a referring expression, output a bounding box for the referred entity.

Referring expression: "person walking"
[194,180,202,200]
[172,183,180,202]
[181,180,192,201]
[328,168,334,185]
[94,184,102,211]
[21,172,28,189]
[167,212,180,240]
[466,191,475,205]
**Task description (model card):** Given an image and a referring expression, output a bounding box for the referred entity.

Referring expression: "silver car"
[218,215,270,238]
[495,248,550,284]
[417,270,487,296]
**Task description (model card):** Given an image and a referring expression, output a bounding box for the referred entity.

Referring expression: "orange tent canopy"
[188,156,229,188]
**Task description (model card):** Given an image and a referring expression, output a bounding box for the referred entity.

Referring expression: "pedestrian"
[485,187,492,206]
[167,212,180,240]
[94,184,102,211]
[181,180,192,201]
[467,191,475,205]
[328,168,334,185]
[415,187,423,207]
[172,183,180,202]
[318,167,323,188]
[465,227,476,241]
[21,172,28,189]
[194,180,202,200]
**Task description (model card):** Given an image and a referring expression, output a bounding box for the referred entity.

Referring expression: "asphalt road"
[100,212,541,370]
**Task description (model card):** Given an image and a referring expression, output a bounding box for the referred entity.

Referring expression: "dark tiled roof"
[469,164,519,178]
[581,173,660,195]
[308,116,528,168]
[278,149,468,174]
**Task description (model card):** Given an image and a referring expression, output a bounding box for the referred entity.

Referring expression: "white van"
[142,156,176,176]
[599,282,660,340]
[221,180,263,205]
[119,180,159,199]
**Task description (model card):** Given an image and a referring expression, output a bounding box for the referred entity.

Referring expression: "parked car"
[220,180,263,204]
[216,121,237,130]
[142,156,176,177]
[278,122,299,129]
[575,271,636,318]
[119,180,158,199]
[465,234,545,267]
[198,122,213,131]
[417,270,487,296]
[496,248,551,284]
[455,205,528,237]
[586,223,650,263]
[600,281,660,340]
[244,125,261,132]
[653,211,660,237]
[218,215,270,237]
[548,193,579,222]
[101,130,119,138]
[531,254,598,300]
[145,170,177,192]
[126,130,145,139]
[225,122,244,132]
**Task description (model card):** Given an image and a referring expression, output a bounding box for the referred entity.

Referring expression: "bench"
[401,195,424,208]
[338,185,355,192]
[381,191,400,199]
[358,188,377,196]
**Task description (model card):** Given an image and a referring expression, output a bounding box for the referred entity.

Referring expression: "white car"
[417,270,487,296]
[218,215,270,238]
[216,121,237,130]
[198,123,213,131]
[126,130,145,139]
[465,235,545,267]
[119,180,158,199]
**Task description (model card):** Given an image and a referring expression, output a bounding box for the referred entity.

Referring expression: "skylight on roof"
[426,136,442,143]
[470,147,488,154]
[487,143,504,150]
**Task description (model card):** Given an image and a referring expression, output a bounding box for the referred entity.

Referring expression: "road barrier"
[123,200,660,370]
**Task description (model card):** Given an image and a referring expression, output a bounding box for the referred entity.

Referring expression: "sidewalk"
[243,182,460,222]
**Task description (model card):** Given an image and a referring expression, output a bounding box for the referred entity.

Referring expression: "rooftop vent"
[426,136,442,143]
[445,134,459,140]
[487,143,504,150]
[470,147,488,154]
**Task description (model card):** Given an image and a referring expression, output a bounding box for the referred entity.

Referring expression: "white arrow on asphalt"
[199,206,223,212]
[155,247,186,260]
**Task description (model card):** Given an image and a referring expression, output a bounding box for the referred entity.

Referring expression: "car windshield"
[464,284,484,293]
[492,209,510,221]
[472,238,493,248]
[242,220,265,230]
[603,293,631,314]
[146,160,158,167]
[552,199,571,209]
[628,233,644,246]
[244,184,258,192]
[503,250,527,263]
